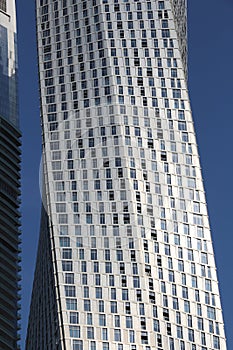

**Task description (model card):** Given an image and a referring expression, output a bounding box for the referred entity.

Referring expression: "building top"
[0,0,19,128]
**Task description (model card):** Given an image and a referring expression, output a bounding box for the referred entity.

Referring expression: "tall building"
[27,1,226,349]
[0,1,21,349]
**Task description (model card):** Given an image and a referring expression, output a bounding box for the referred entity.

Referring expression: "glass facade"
[27,1,226,349]
[0,1,21,349]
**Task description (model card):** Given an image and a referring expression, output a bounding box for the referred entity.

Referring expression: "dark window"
[0,0,6,11]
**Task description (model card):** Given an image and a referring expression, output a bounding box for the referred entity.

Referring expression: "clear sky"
[17,1,233,348]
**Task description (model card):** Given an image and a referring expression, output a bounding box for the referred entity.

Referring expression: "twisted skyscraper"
[27,1,226,349]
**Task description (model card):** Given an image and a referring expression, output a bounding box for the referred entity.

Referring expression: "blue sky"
[17,1,233,348]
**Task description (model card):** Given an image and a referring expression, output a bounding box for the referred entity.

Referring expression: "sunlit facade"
[0,1,21,349]
[27,1,226,349]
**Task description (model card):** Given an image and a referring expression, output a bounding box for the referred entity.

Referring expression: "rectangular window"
[0,0,6,12]
[177,326,183,339]
[66,298,77,310]
[178,121,187,131]
[70,312,79,324]
[158,1,165,9]
[73,340,83,350]
[99,314,106,326]
[87,327,94,339]
[70,325,80,338]
[213,336,220,349]
[207,306,216,320]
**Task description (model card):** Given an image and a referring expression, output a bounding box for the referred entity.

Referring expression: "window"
[153,319,160,332]
[65,273,74,284]
[70,312,79,324]
[184,300,190,313]
[205,279,212,291]
[91,249,97,260]
[84,299,91,311]
[114,315,120,328]
[158,1,165,9]
[141,331,148,344]
[96,287,102,299]
[207,306,216,320]
[0,0,6,12]
[187,249,194,261]
[87,327,94,339]
[193,214,203,225]
[111,301,118,313]
[168,270,174,282]
[173,298,179,310]
[122,289,129,300]
[111,288,116,300]
[60,237,70,247]
[213,336,220,349]
[105,262,112,273]
[195,290,200,302]
[178,121,187,131]
[201,332,206,346]
[114,329,121,341]
[62,261,73,271]
[66,299,77,310]
[201,252,208,264]
[102,342,109,350]
[162,29,170,37]
[65,286,76,297]
[178,260,184,272]
[182,287,188,299]
[73,340,83,350]
[90,342,96,350]
[95,274,100,286]
[126,316,133,328]
[177,326,183,339]
[86,214,92,224]
[109,275,114,286]
[117,250,123,261]
[133,276,140,288]
[129,330,135,343]
[188,329,195,342]
[191,276,197,288]
[169,338,175,350]
[99,300,104,312]
[197,317,204,330]
[164,244,170,255]
[169,285,176,297]
[176,311,181,324]
[70,325,80,338]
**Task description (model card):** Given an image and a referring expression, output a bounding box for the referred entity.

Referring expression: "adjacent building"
[0,1,21,349]
[27,1,226,349]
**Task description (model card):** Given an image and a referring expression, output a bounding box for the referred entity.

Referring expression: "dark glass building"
[0,1,21,349]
